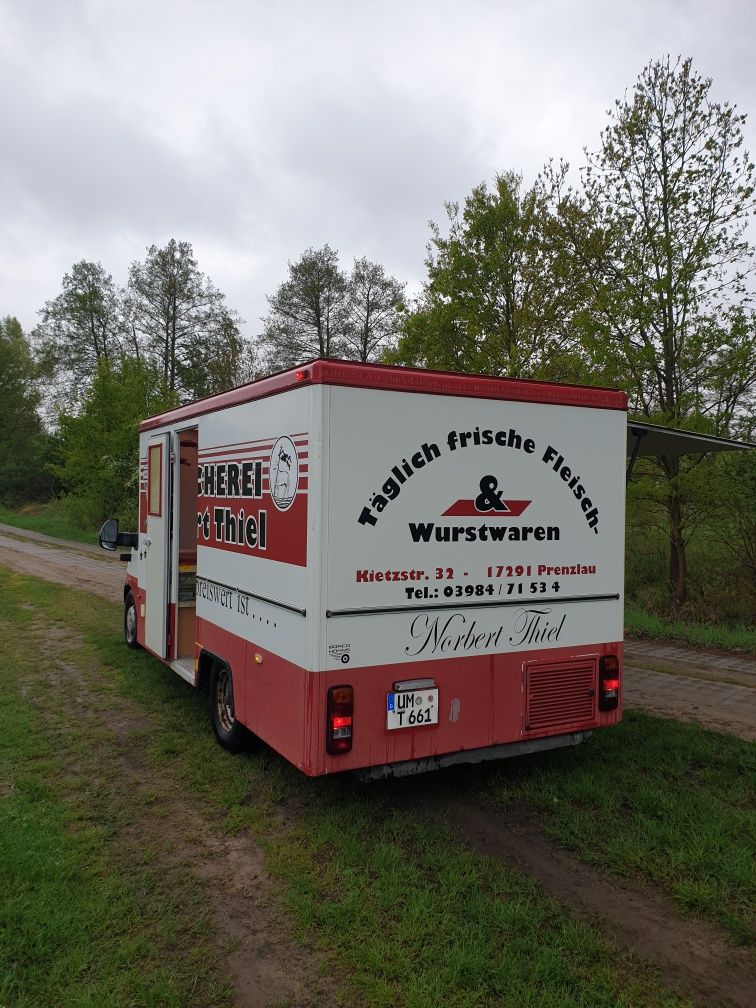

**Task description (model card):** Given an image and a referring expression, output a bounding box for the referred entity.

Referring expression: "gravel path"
[0,524,124,599]
[624,640,756,740]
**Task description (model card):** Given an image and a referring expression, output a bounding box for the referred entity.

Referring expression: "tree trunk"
[668,478,687,608]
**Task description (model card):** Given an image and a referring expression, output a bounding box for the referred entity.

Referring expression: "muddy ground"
[2,521,755,1007]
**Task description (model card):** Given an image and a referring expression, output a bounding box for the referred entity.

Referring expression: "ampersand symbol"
[475,475,507,512]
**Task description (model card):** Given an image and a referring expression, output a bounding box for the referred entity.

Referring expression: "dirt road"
[3,521,753,739]
[0,524,124,598]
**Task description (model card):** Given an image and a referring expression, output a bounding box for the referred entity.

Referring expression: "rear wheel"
[209,661,247,752]
[124,590,139,649]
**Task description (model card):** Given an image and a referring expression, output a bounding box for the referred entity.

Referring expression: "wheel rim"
[215,667,234,732]
[126,602,136,642]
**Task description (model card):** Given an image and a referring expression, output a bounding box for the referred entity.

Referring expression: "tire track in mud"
[390,781,755,1008]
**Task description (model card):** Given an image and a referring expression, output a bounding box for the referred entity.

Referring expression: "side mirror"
[100,518,139,552]
[99,518,119,551]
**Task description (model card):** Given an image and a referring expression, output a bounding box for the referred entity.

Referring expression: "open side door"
[626,421,755,482]
[144,432,172,657]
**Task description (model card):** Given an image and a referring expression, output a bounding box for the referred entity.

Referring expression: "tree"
[181,307,249,399]
[343,257,405,362]
[260,245,348,371]
[127,239,245,400]
[35,261,124,405]
[557,56,756,605]
[0,317,57,504]
[391,171,587,381]
[56,358,178,527]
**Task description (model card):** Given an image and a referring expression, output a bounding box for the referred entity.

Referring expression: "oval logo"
[269,436,299,511]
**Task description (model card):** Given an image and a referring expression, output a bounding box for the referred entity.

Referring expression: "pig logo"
[269,436,299,511]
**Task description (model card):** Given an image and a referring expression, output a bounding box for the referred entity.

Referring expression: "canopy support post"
[626,428,648,484]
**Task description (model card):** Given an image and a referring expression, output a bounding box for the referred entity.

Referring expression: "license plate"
[386,688,439,730]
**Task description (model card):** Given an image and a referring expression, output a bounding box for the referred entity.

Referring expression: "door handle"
[144,538,152,547]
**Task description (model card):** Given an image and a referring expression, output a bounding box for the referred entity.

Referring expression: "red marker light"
[327,685,354,754]
[295,369,309,382]
[598,655,620,711]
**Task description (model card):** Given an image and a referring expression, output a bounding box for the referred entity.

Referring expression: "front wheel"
[124,590,139,649]
[209,661,247,753]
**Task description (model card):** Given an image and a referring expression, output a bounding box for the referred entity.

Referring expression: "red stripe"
[140,360,627,431]
[260,483,308,491]
[199,442,308,461]
[199,448,309,463]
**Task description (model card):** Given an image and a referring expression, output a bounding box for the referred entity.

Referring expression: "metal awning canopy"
[626,421,755,458]
[626,421,754,482]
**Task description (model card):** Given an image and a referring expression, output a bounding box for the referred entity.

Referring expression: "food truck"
[98,360,649,779]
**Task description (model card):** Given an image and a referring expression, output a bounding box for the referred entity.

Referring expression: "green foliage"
[35,261,124,408]
[391,171,593,382]
[391,57,755,613]
[28,242,250,527]
[0,316,57,505]
[717,445,756,589]
[0,502,99,545]
[55,358,178,528]
[625,443,756,623]
[570,55,755,421]
[624,605,756,652]
[564,57,756,605]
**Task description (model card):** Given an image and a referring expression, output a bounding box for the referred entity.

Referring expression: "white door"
[144,432,171,657]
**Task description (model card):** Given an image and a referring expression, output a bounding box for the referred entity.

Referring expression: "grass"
[486,712,756,945]
[625,604,756,654]
[0,501,98,545]
[0,594,229,1004]
[0,565,692,1008]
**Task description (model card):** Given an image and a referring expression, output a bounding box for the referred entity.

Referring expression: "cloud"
[0,0,754,340]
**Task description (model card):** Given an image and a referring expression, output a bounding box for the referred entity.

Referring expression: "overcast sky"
[1,0,754,343]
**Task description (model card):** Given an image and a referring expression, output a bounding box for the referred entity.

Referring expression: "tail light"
[326,685,353,754]
[598,655,620,711]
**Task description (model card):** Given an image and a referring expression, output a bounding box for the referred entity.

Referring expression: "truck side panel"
[193,386,320,764]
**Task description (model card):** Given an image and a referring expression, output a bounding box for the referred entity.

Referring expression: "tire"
[124,590,139,649]
[209,661,247,753]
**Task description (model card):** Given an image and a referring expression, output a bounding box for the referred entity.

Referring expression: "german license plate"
[386,688,439,730]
